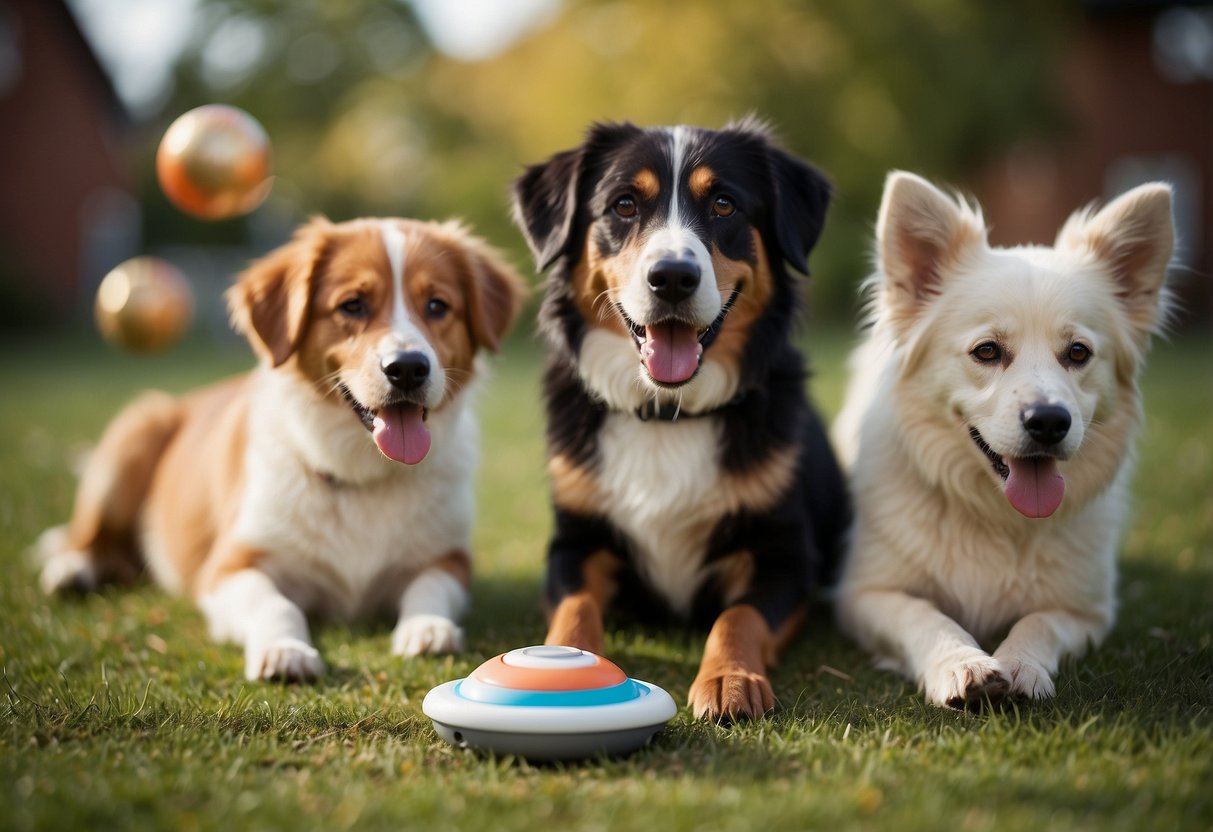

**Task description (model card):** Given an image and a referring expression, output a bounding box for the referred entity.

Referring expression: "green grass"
[2,326,1211,832]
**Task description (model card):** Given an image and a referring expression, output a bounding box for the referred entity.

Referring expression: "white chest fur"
[593,413,727,615]
[234,369,478,618]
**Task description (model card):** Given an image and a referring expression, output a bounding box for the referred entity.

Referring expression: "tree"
[149,0,1070,318]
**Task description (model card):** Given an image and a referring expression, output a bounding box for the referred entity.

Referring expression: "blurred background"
[0,0,1210,341]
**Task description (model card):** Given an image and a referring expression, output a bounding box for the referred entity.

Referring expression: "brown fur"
[687,604,778,720]
[544,550,621,656]
[41,218,526,680]
[572,240,635,335]
[688,165,716,200]
[696,230,773,381]
[633,168,660,201]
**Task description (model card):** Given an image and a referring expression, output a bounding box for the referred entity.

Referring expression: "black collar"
[634,391,748,422]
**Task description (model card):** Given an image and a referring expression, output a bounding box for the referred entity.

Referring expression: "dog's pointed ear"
[877,171,985,326]
[226,217,329,366]
[768,146,832,276]
[511,122,639,272]
[1056,183,1174,338]
[443,222,529,353]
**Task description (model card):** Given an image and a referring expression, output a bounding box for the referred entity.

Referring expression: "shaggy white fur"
[833,172,1174,708]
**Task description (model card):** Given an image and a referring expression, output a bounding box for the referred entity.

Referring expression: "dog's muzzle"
[335,351,435,466]
[1021,404,1071,447]
[646,257,700,305]
[381,350,431,393]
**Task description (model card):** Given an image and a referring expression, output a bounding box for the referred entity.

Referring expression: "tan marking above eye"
[689,166,716,200]
[633,169,659,201]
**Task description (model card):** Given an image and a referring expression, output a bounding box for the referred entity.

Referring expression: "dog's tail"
[37,391,183,594]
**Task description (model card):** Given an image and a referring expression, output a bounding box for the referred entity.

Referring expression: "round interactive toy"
[423,645,676,761]
[156,104,273,220]
[94,256,194,353]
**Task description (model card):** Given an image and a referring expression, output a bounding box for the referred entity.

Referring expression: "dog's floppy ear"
[512,145,585,272]
[723,118,831,275]
[227,217,329,366]
[876,171,985,328]
[1056,183,1174,338]
[441,222,529,353]
[768,145,832,276]
[511,122,640,272]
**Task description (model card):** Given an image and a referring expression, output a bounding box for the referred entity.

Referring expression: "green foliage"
[142,0,1070,317]
[1,328,1210,831]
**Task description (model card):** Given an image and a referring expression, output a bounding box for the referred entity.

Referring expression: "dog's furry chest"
[592,413,732,614]
[233,384,476,619]
[848,466,1124,641]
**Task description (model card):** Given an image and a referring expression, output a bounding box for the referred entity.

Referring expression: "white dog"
[833,172,1174,708]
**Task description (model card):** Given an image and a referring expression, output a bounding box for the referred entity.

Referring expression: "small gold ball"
[95,257,194,353]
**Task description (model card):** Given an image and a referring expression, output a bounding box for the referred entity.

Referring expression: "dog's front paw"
[392,614,464,657]
[246,637,325,682]
[688,669,775,722]
[1000,655,1056,699]
[923,650,1009,710]
[39,548,98,595]
[35,528,97,595]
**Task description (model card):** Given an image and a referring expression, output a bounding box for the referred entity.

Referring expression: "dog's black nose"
[381,350,431,392]
[1022,404,1071,446]
[647,258,700,304]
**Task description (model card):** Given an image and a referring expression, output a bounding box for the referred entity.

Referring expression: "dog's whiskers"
[593,290,622,326]
[441,368,473,396]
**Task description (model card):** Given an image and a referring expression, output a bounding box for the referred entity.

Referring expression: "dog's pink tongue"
[1005,457,1065,518]
[372,404,431,465]
[642,321,702,384]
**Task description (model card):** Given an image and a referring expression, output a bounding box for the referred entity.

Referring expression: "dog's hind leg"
[38,391,182,594]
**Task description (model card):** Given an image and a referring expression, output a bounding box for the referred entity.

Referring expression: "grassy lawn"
[1,324,1210,831]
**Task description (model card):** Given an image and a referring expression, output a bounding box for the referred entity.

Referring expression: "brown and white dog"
[511,121,848,721]
[38,217,526,681]
[833,173,1174,707]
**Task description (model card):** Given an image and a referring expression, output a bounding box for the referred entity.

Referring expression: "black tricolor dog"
[511,120,848,721]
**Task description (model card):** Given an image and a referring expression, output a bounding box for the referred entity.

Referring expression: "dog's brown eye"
[712,196,736,218]
[972,341,1001,364]
[1066,342,1092,366]
[425,298,449,320]
[338,297,370,318]
[613,195,638,219]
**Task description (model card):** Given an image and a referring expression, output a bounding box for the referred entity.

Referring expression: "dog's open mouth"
[620,285,741,386]
[968,427,1065,519]
[340,385,431,465]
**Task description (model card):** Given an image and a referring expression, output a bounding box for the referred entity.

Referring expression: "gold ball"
[95,257,195,353]
[156,104,273,220]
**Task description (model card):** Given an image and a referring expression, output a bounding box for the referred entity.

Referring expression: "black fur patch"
[512,120,847,633]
